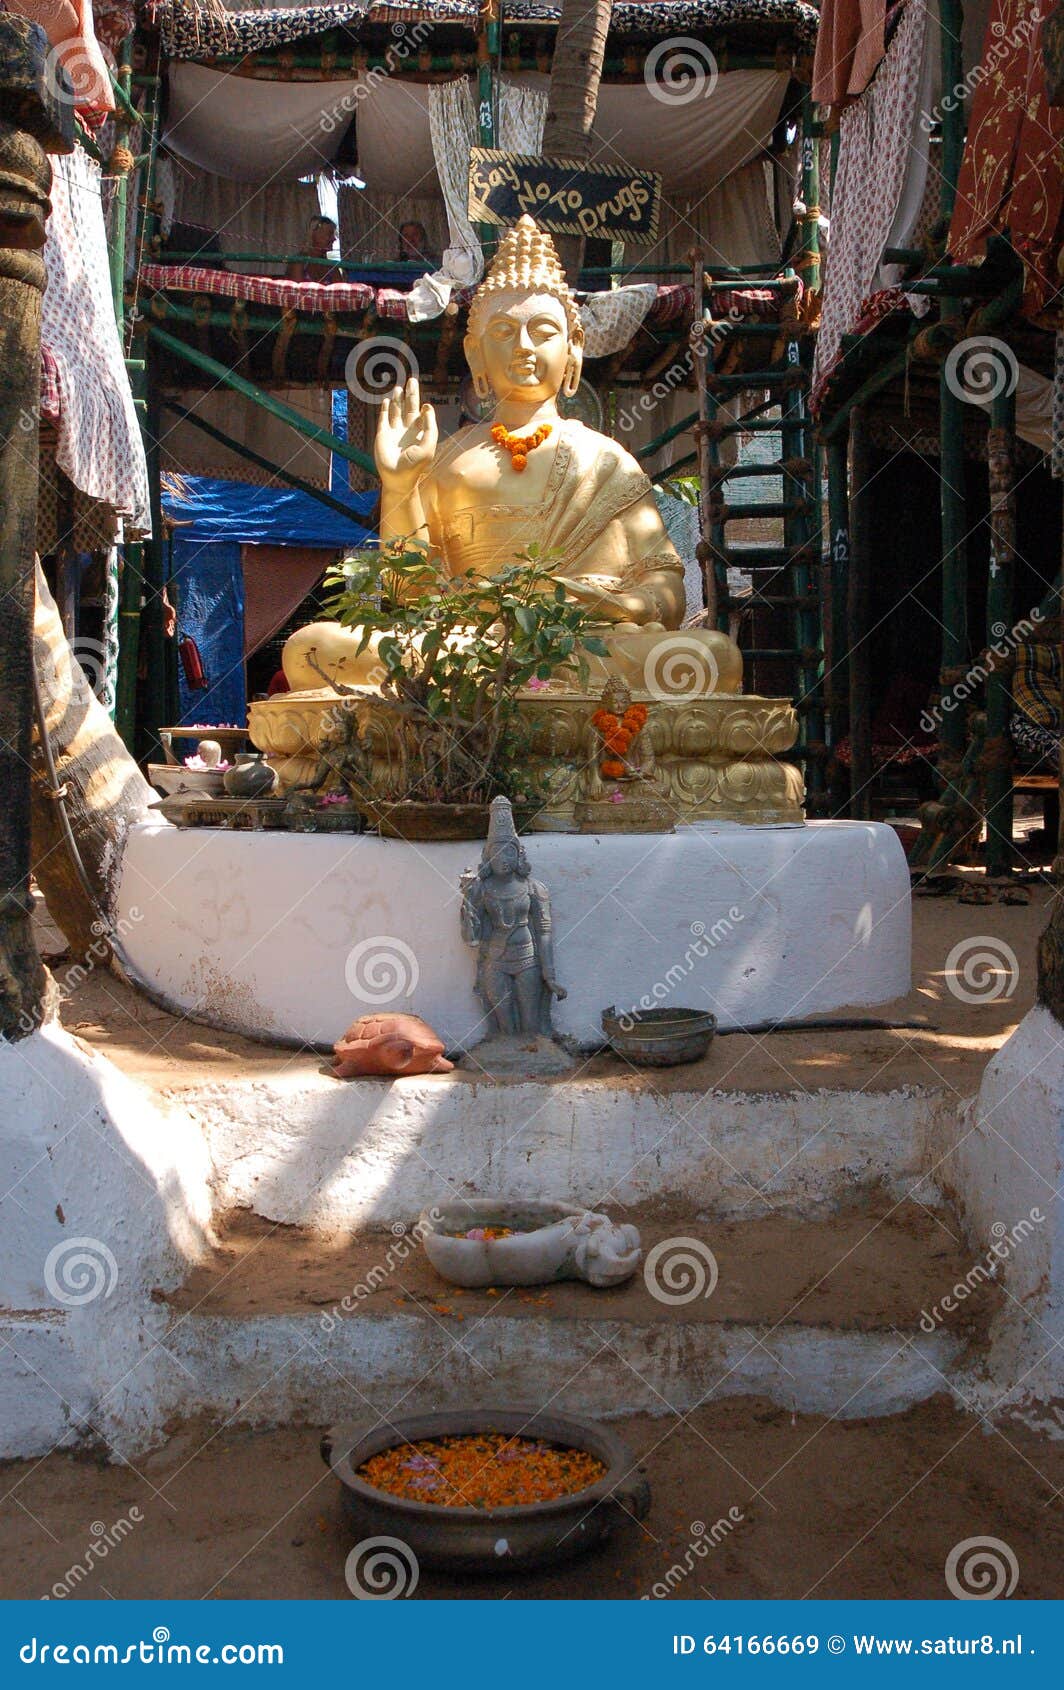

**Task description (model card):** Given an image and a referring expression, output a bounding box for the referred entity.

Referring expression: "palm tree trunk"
[542,0,611,283]
[0,53,56,1039]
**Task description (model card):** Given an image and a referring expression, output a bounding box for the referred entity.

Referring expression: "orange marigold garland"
[491,421,552,471]
[592,701,648,780]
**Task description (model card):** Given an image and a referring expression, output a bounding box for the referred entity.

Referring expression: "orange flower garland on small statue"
[591,700,648,781]
[491,421,552,472]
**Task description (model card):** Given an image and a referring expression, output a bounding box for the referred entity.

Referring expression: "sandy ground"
[169,1198,999,1336]
[2,1397,1062,1601]
[40,885,1056,1100]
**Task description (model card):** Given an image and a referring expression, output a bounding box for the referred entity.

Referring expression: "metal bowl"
[322,1409,650,1573]
[601,1005,717,1067]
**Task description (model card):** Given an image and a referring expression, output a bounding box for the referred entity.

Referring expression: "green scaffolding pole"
[112,30,143,750]
[147,324,377,477]
[984,387,1017,877]
[161,401,374,524]
[825,428,850,815]
[936,0,970,788]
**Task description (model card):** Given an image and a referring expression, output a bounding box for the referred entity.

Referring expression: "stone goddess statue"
[460,797,566,1038]
[282,215,741,698]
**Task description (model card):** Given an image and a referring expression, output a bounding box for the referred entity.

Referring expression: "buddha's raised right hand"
[375,377,438,486]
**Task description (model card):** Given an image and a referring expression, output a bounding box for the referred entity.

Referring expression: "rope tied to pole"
[107,143,136,177]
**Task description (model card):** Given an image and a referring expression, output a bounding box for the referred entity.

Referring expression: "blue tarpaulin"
[162,474,377,727]
[161,475,376,548]
[172,536,246,727]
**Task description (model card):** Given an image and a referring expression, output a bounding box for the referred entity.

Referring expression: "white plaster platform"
[117,817,911,1050]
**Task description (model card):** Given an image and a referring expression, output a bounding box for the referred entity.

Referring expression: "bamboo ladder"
[687,93,825,810]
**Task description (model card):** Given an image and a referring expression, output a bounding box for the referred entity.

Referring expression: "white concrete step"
[184,1069,954,1230]
[158,1202,997,1427]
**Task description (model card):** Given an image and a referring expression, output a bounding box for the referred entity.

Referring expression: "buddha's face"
[468,291,572,404]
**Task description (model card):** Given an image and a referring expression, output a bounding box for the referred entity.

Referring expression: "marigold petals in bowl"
[322,1409,650,1572]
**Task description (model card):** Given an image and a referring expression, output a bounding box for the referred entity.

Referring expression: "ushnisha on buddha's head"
[465,216,584,408]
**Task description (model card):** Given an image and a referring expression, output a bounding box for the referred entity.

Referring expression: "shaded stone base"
[248,688,805,828]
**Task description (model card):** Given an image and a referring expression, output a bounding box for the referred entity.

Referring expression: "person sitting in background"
[286,216,343,284]
[396,219,440,270]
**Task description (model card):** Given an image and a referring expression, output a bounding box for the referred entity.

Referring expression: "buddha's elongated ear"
[464,334,491,400]
[562,337,583,398]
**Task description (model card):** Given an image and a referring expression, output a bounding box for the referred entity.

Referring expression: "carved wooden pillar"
[0,16,72,1039]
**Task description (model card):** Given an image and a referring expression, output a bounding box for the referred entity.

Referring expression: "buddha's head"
[466,216,584,407]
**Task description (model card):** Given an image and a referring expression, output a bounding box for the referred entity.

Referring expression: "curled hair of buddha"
[467,214,584,345]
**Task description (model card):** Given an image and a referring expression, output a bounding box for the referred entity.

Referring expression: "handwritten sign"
[468,149,662,246]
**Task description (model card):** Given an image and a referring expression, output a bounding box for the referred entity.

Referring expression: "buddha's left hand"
[544,977,568,1001]
[555,573,647,624]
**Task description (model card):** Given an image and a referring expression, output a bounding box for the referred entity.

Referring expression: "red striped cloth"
[140,267,798,342]
[140,263,376,314]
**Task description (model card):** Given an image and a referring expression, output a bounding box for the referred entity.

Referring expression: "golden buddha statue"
[281,215,742,698]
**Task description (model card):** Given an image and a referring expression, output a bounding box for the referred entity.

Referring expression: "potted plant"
[322,542,608,840]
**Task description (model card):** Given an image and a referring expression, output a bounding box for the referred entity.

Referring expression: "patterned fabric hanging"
[948,0,1064,319]
[811,0,931,409]
[41,148,150,534]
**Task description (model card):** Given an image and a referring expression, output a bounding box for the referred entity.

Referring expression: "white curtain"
[172,166,319,274]
[164,61,356,181]
[407,75,549,321]
[412,78,480,318]
[658,159,782,275]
